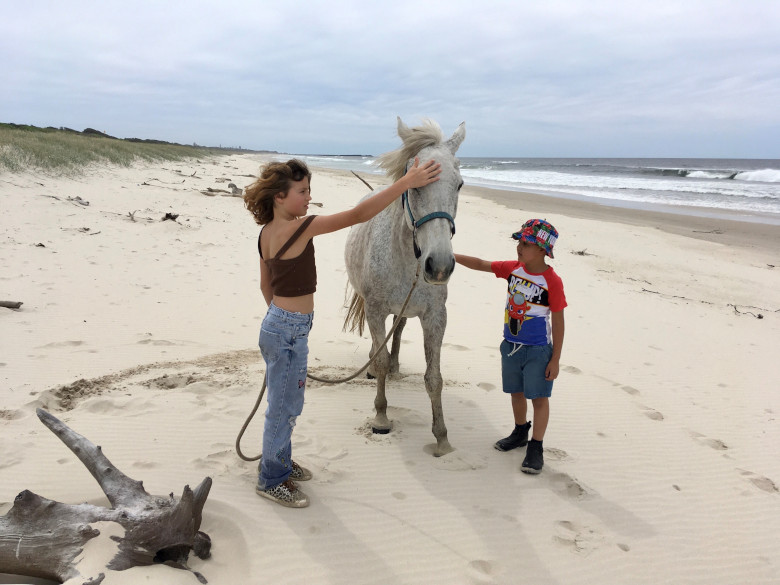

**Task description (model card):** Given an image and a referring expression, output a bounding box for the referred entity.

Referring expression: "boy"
[454,219,566,474]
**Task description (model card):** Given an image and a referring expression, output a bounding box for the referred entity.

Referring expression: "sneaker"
[290,460,313,482]
[258,456,312,482]
[494,421,531,451]
[256,479,310,508]
[521,439,544,474]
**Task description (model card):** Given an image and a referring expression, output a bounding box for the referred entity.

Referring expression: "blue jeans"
[257,303,313,490]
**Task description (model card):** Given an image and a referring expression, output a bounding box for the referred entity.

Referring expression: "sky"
[2,0,779,158]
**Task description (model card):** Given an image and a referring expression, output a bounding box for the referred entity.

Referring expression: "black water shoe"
[521,439,544,474]
[494,421,531,451]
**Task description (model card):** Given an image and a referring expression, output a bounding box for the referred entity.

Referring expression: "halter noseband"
[401,187,456,259]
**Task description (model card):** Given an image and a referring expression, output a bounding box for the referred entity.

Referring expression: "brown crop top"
[258,215,317,297]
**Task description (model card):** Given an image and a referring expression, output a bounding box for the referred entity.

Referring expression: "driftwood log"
[0,409,212,584]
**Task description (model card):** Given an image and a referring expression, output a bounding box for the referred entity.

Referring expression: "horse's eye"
[457,181,464,191]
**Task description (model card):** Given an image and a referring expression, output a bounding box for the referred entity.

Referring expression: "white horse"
[344,117,466,456]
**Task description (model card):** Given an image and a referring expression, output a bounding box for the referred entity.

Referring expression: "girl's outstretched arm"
[307,157,440,237]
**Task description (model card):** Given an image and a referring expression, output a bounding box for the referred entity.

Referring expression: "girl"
[244,157,441,508]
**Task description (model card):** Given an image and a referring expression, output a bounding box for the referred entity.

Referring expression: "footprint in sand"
[639,405,664,421]
[477,382,495,391]
[701,438,728,450]
[430,450,488,471]
[0,453,22,470]
[545,447,569,462]
[548,472,590,499]
[38,340,85,348]
[137,338,175,346]
[738,469,778,493]
[0,409,22,421]
[689,431,728,451]
[443,343,470,351]
[144,373,197,390]
[191,448,236,474]
[553,520,603,555]
[324,338,354,346]
[562,365,581,374]
[131,460,160,470]
[466,559,498,585]
[621,385,640,396]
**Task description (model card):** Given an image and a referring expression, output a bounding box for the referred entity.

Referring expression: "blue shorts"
[500,340,553,399]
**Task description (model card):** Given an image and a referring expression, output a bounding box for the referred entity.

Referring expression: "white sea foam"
[734,169,780,183]
[460,169,780,215]
[687,170,734,180]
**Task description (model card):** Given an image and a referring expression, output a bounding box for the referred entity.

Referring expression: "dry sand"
[1,155,779,584]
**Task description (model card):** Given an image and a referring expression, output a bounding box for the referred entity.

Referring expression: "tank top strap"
[273,215,316,260]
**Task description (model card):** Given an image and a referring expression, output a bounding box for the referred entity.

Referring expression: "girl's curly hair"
[244,159,312,225]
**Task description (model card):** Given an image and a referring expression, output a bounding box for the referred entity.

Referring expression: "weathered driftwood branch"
[351,170,374,191]
[0,301,23,309]
[0,409,212,584]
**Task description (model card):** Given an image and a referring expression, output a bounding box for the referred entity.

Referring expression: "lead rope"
[235,263,422,461]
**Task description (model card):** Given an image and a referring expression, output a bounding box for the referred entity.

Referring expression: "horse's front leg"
[389,316,407,374]
[422,309,453,456]
[366,309,392,433]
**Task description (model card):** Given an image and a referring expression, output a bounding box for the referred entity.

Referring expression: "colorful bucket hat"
[512,219,558,258]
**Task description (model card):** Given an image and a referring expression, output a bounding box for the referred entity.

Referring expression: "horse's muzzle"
[423,255,455,284]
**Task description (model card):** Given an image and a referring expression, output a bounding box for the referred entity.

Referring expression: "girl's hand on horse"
[404,157,441,189]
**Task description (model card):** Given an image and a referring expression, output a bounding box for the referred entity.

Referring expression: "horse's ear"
[397,116,412,141]
[445,122,466,154]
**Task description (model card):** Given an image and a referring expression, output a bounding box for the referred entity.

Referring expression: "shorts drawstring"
[507,342,523,357]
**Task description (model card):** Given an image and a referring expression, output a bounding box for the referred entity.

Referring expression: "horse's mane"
[376,119,444,181]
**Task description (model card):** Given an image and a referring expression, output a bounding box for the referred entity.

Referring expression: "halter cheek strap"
[401,178,456,259]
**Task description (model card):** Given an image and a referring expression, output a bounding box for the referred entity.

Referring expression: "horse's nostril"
[424,256,455,282]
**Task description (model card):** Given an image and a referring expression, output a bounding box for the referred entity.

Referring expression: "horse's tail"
[343,291,366,336]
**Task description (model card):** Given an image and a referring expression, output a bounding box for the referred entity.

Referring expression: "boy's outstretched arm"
[454,253,492,272]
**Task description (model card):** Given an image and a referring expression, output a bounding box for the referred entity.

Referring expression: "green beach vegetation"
[0,123,259,175]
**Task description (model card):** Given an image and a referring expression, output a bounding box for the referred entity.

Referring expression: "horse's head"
[380,118,466,285]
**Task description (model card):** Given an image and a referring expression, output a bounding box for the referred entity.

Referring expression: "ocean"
[292,155,780,225]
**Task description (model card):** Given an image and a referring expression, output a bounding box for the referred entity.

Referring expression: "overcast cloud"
[2,0,779,157]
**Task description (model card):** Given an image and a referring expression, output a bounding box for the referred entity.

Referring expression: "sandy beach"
[1,154,779,584]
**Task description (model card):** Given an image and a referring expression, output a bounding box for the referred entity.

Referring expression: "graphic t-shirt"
[491,261,567,345]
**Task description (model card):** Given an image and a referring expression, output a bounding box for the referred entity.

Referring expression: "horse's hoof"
[372,418,392,434]
[366,372,375,380]
[434,441,455,457]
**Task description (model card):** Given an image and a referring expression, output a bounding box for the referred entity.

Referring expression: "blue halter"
[401,187,456,259]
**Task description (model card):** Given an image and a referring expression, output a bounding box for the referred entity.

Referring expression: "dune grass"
[0,124,230,175]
